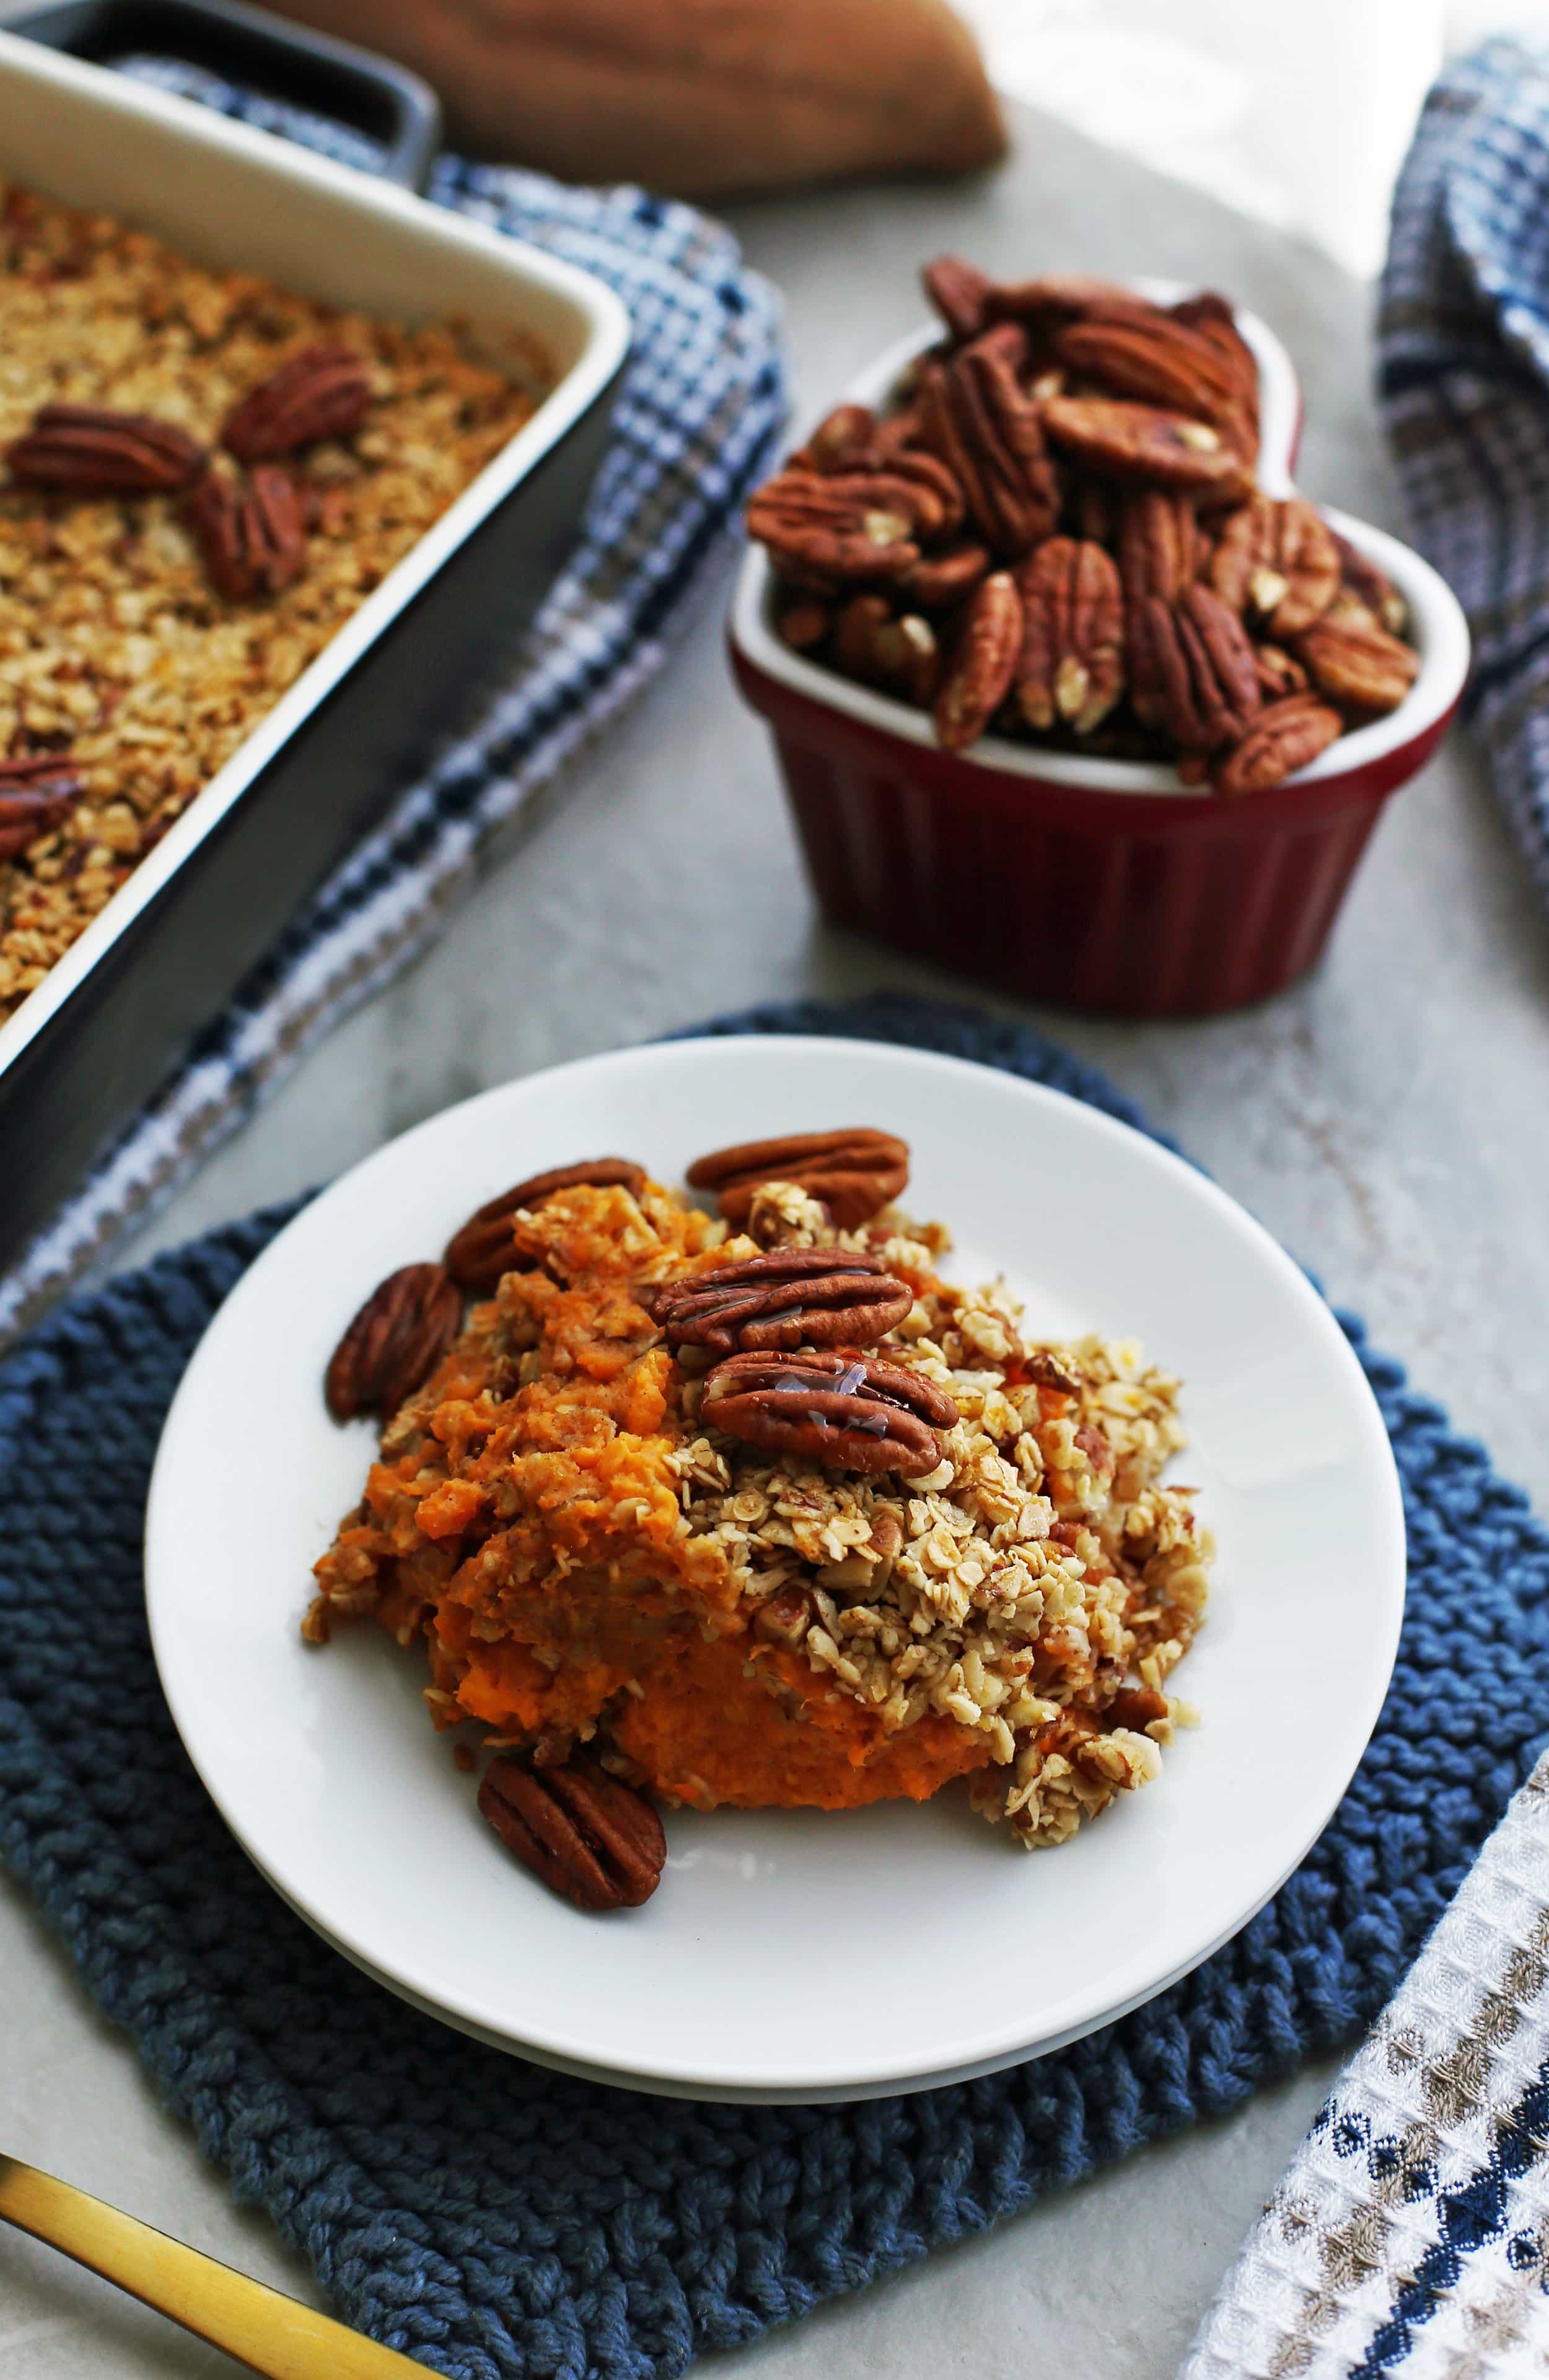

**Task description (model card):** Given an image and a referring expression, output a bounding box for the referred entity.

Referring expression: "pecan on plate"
[922,253,993,341]
[650,1249,913,1358]
[445,1157,647,1294]
[222,344,371,462]
[904,539,991,608]
[1332,532,1408,636]
[325,1261,461,1420]
[794,403,877,475]
[1015,535,1123,734]
[700,1348,958,1478]
[747,467,922,584]
[919,331,1060,556]
[687,1128,908,1231]
[1117,490,1201,605]
[1295,609,1419,714]
[834,595,940,705]
[1053,312,1248,439]
[1128,585,1260,752]
[7,403,205,494]
[935,568,1023,750]
[1040,397,1252,498]
[186,467,307,601]
[1212,693,1343,798]
[478,1757,665,1912]
[1209,495,1340,639]
[0,753,82,862]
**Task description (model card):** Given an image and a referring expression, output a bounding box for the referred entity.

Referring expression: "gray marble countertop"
[6,96,1549,2380]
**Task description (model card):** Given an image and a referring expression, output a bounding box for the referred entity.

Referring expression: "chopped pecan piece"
[1054,312,1248,436]
[1015,536,1123,734]
[444,1157,647,1293]
[747,467,922,584]
[222,343,371,461]
[1295,610,1420,714]
[922,253,993,341]
[1041,397,1252,498]
[935,569,1022,750]
[0,753,83,862]
[325,1261,461,1420]
[1332,532,1408,636]
[1102,1685,1169,1732]
[795,403,877,475]
[687,1128,908,1230]
[1117,489,1200,605]
[649,1248,913,1358]
[186,466,307,601]
[7,403,205,494]
[701,1348,957,1478]
[835,595,940,704]
[1209,496,1340,639]
[1212,693,1343,797]
[919,332,1060,556]
[1128,585,1260,752]
[478,1758,665,1912]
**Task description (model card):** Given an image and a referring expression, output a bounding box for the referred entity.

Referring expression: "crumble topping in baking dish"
[0,182,546,1022]
[308,1143,1212,1890]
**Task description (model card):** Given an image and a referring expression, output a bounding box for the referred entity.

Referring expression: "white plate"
[145,1035,1405,2102]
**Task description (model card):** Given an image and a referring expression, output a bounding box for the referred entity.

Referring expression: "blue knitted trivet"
[4,992,1548,2380]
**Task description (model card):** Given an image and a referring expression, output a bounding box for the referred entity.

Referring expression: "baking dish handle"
[2,0,442,188]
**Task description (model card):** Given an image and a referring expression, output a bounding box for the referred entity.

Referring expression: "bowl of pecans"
[730,259,1470,1016]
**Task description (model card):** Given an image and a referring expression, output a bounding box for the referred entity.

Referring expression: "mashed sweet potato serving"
[307,1169,1211,1848]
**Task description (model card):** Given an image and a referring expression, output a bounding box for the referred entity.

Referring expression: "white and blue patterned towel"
[0,66,784,1347]
[1380,37,1549,905]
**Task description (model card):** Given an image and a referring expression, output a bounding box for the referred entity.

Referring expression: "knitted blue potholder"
[4,993,1548,2380]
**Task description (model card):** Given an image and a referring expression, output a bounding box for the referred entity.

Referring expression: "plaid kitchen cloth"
[1379,36,1549,907]
[0,59,785,1350]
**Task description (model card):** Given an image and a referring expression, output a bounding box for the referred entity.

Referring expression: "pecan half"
[222,343,371,462]
[325,1261,461,1420]
[1212,694,1343,797]
[1117,490,1200,605]
[985,273,1152,328]
[478,1758,665,1912]
[650,1249,913,1358]
[1128,585,1260,752]
[1209,496,1340,639]
[700,1349,957,1477]
[919,333,1060,556]
[904,540,991,608]
[1252,643,1309,701]
[445,1157,647,1293]
[1015,536,1123,734]
[186,466,306,600]
[7,403,205,494]
[0,754,82,861]
[687,1128,908,1231]
[795,403,877,475]
[1041,397,1252,497]
[775,597,832,652]
[835,596,939,705]
[1054,312,1247,435]
[923,253,993,341]
[935,569,1022,750]
[1295,611,1419,714]
[1332,532,1408,636]
[747,467,921,584]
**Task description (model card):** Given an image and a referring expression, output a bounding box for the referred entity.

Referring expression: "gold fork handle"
[0,2153,423,2378]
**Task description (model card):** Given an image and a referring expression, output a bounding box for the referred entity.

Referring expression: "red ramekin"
[731,302,1470,1016]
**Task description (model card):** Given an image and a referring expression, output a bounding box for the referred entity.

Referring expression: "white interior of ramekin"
[732,284,1470,797]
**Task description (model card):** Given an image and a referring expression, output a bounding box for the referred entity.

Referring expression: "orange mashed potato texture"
[309,1177,1212,1846]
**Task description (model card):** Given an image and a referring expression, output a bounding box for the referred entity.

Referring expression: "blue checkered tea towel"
[0,59,784,1348]
[1379,37,1549,908]
[6,992,1549,2380]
